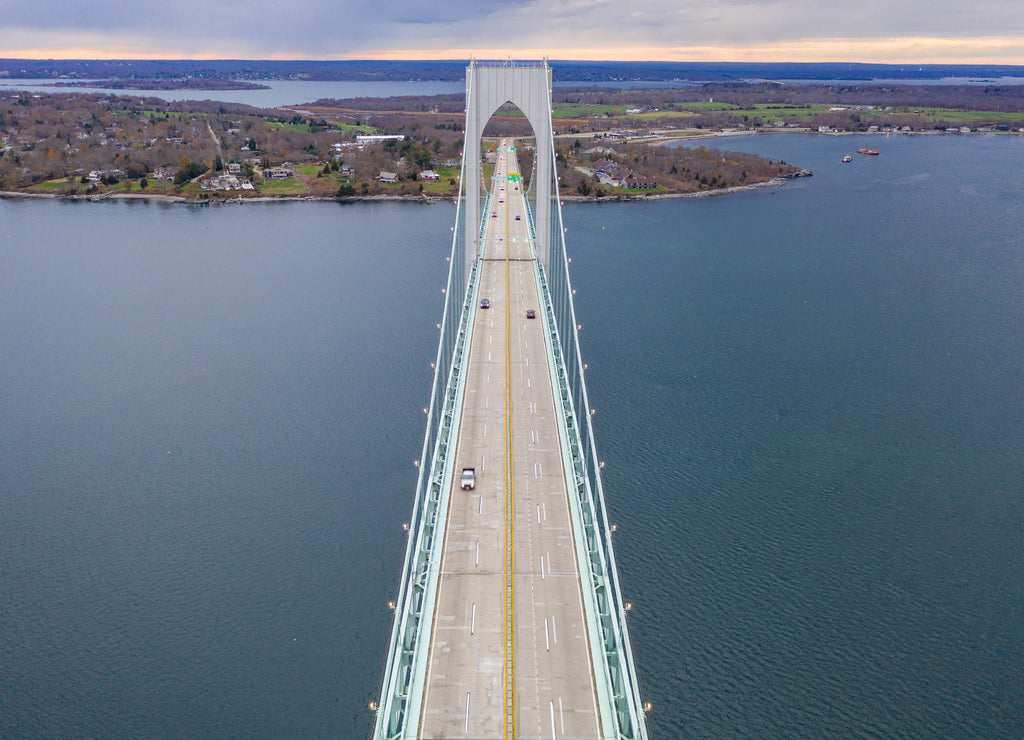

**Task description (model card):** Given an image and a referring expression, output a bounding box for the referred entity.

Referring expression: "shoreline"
[18,125,1016,207]
[1,171,812,206]
[1,129,828,206]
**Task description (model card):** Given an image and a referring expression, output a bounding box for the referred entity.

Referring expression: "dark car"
[526,309,536,319]
[480,298,490,309]
[515,215,521,220]
[491,212,497,218]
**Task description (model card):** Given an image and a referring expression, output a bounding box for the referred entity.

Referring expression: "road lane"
[419,140,601,740]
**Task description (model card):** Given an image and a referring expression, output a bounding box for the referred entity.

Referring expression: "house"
[227,163,242,176]
[263,165,294,179]
[339,165,356,177]
[378,171,399,184]
[418,170,441,181]
[332,142,363,155]
[87,169,125,183]
[357,134,405,143]
[590,158,619,174]
[200,174,240,191]
[610,168,635,187]
[621,175,658,190]
[199,173,256,191]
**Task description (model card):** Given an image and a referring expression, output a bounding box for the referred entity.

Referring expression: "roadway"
[417,140,603,739]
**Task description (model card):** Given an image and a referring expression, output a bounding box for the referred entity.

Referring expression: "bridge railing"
[473,58,547,68]
[479,190,491,243]
[523,191,537,242]
[535,131,651,740]
[371,145,477,740]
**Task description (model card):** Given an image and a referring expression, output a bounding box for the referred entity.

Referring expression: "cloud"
[2,0,1023,62]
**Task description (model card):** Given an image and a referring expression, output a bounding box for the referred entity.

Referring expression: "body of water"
[1,133,1022,737]
[0,78,693,107]
[0,79,465,107]
[5,75,1021,110]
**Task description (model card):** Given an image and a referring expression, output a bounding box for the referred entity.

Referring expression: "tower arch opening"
[462,60,554,273]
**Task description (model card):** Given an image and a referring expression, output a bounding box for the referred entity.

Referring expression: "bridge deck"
[418,142,602,739]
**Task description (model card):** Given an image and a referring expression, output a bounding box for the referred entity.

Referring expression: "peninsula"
[3,78,1023,201]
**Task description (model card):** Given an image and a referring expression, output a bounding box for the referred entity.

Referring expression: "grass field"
[29,176,181,195]
[718,104,818,118]
[268,120,377,133]
[419,179,457,196]
[672,102,741,112]
[30,178,81,192]
[551,104,622,118]
[257,177,308,195]
[904,107,1024,124]
[614,184,669,195]
[336,122,376,132]
[267,121,311,132]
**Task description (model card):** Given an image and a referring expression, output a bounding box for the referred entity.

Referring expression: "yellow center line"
[501,146,516,740]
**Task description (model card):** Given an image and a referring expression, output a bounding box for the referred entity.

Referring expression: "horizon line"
[4,38,1024,67]
[4,56,1024,67]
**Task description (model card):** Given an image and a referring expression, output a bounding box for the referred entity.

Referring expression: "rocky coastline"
[2,169,812,206]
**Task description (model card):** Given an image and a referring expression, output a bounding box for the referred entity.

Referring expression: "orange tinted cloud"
[347,38,1024,65]
[4,37,1024,64]
[3,48,226,59]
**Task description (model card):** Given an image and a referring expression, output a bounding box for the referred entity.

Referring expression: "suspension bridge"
[371,60,649,740]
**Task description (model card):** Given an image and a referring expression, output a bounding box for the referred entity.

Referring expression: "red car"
[526,309,536,319]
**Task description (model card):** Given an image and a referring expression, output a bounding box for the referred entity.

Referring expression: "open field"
[256,177,308,195]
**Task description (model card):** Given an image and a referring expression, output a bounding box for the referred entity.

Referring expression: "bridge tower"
[463,60,554,272]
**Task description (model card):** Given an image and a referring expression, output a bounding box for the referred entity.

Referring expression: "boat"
[857,147,880,155]
[842,155,853,163]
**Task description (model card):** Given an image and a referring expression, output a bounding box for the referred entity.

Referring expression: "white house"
[358,134,405,143]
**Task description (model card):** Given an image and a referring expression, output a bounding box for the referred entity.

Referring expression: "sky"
[3,0,1024,64]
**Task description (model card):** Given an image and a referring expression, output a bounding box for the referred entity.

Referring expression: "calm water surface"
[0,78,690,107]
[2,134,1023,738]
[0,79,464,107]
[5,76,1023,109]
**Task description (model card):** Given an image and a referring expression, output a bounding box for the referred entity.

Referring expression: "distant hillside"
[3,59,1024,83]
